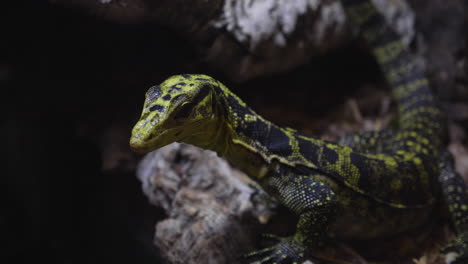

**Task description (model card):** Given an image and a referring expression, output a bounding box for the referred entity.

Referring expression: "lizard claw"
[442,232,468,264]
[243,235,306,264]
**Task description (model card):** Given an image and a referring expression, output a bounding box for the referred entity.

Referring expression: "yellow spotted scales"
[130,0,468,263]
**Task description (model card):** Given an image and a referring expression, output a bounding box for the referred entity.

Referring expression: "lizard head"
[130,74,220,153]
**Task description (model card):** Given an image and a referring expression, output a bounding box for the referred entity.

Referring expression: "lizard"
[129,0,468,263]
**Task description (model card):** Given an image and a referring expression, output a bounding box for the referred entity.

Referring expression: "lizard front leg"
[438,151,468,264]
[245,170,338,264]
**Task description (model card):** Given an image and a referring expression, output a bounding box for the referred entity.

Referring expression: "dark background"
[4,1,464,264]
[3,1,191,263]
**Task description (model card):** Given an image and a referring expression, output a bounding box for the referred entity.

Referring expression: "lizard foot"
[442,232,468,264]
[243,234,306,264]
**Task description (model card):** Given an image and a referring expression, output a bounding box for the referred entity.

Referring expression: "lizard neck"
[179,81,350,184]
[181,84,278,179]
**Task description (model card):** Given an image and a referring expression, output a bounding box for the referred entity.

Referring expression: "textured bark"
[136,143,275,264]
[52,0,414,81]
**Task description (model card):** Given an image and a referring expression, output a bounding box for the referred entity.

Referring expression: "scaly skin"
[130,0,468,263]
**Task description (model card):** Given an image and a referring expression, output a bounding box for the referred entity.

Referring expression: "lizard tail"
[341,0,446,147]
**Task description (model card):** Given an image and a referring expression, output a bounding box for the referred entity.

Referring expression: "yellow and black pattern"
[129,0,468,263]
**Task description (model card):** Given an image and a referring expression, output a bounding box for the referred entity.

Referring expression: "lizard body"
[130,0,468,263]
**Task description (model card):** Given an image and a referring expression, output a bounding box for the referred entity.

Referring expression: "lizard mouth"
[130,116,209,154]
[129,137,149,153]
[130,125,186,154]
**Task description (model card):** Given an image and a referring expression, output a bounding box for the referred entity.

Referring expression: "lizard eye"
[174,102,193,119]
[172,94,191,119]
[173,84,211,120]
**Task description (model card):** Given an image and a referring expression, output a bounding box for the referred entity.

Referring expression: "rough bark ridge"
[53,0,414,81]
[136,143,275,264]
